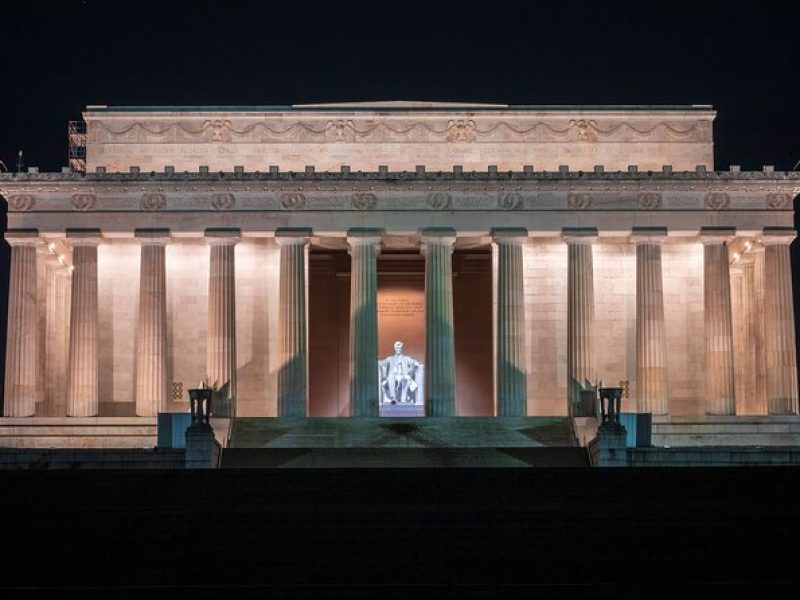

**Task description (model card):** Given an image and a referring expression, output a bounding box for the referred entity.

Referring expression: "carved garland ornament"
[141,193,166,211]
[426,193,452,210]
[351,193,377,210]
[766,193,792,210]
[704,192,729,210]
[71,193,96,211]
[567,193,593,210]
[280,192,306,210]
[497,192,521,210]
[637,192,662,209]
[210,193,235,210]
[9,194,35,211]
[446,119,477,142]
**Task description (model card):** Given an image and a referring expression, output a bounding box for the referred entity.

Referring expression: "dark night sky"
[0,0,798,403]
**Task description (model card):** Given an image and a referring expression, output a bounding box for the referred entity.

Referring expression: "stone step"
[0,417,158,449]
[651,416,800,446]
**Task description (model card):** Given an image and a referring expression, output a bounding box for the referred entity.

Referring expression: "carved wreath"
[567,193,593,210]
[426,193,452,210]
[210,193,235,210]
[351,193,377,211]
[497,192,521,210]
[704,192,729,210]
[280,192,306,210]
[766,193,792,210]
[637,192,662,209]
[570,119,599,142]
[446,119,477,142]
[9,194,35,211]
[141,193,166,211]
[325,119,355,142]
[71,193,96,211]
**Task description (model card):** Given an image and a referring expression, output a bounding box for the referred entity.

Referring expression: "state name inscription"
[378,297,423,318]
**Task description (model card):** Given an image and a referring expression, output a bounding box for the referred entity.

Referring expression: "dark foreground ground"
[1,468,798,598]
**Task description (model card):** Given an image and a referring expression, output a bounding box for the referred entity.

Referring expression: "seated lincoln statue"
[378,341,425,405]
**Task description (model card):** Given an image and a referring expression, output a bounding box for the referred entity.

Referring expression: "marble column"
[3,230,40,417]
[700,228,736,415]
[276,228,311,417]
[751,246,768,413]
[739,259,757,413]
[35,245,50,411]
[44,258,71,416]
[633,227,668,415]
[564,228,597,415]
[762,228,799,414]
[492,228,528,416]
[205,228,238,417]
[67,229,101,417]
[135,229,170,417]
[347,229,382,417]
[422,228,457,417]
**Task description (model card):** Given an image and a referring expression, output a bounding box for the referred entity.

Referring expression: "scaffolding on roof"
[68,120,86,173]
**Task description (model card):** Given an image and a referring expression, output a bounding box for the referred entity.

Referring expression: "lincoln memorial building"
[1,102,798,458]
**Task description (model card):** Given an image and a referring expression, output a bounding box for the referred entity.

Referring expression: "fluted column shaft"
[44,260,71,416]
[347,230,382,417]
[206,229,238,417]
[763,228,798,414]
[493,228,528,416]
[564,229,597,414]
[3,231,40,417]
[277,228,311,417]
[135,230,170,416]
[67,231,101,417]
[751,247,768,412]
[701,229,736,415]
[633,228,668,415]
[422,229,456,417]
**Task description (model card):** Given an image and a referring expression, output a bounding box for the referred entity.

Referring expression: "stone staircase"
[652,415,800,447]
[0,417,158,449]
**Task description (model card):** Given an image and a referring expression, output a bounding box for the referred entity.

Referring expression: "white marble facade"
[1,102,798,419]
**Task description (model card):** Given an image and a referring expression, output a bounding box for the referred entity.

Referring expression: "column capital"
[205,227,240,246]
[762,227,796,246]
[562,227,598,245]
[420,227,456,245]
[4,228,40,247]
[135,228,171,246]
[698,227,735,245]
[631,227,668,245]
[491,227,528,243]
[347,227,384,244]
[275,227,312,246]
[66,228,102,247]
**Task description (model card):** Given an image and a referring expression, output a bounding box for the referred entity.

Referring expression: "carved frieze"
[141,193,166,211]
[568,193,593,210]
[766,192,792,210]
[497,192,521,210]
[351,193,377,210]
[704,192,730,210]
[71,193,96,211]
[280,192,306,210]
[8,194,35,211]
[446,120,476,142]
[638,192,663,209]
[210,193,235,210]
[426,193,451,210]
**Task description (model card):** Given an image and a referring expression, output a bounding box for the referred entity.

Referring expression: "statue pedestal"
[379,403,425,417]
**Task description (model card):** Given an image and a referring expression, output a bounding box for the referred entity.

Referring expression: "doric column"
[66,229,101,417]
[633,227,668,415]
[276,228,311,417]
[700,227,736,415]
[492,228,528,416]
[3,230,40,417]
[563,228,597,415]
[135,229,170,416]
[35,245,49,411]
[205,228,238,417]
[44,256,71,416]
[751,246,768,412]
[422,228,457,417]
[347,228,382,417]
[762,228,798,414]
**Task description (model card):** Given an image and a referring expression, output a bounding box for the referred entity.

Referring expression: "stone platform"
[652,415,800,447]
[223,417,587,468]
[0,417,158,449]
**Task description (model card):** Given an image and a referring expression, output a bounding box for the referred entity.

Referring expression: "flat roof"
[86,102,714,113]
